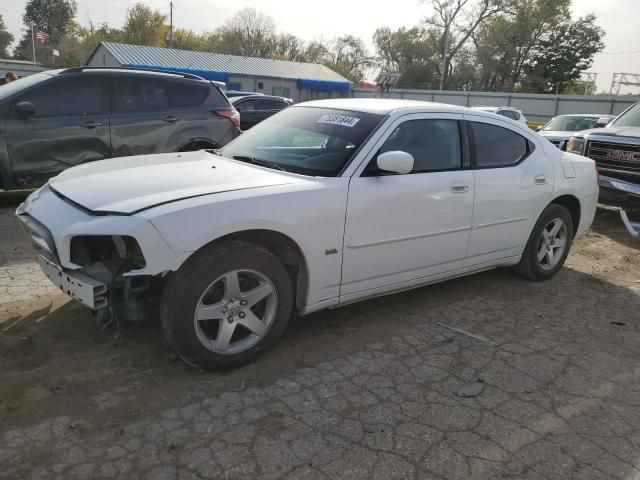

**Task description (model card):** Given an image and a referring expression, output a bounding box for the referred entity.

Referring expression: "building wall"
[85,45,123,67]
[351,87,640,123]
[0,60,46,83]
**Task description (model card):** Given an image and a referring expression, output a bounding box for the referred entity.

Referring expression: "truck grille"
[586,141,640,180]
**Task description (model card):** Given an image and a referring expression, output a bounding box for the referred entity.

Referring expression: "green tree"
[421,0,504,89]
[122,3,167,47]
[23,0,77,42]
[373,26,440,87]
[0,15,14,57]
[523,15,605,93]
[473,0,570,91]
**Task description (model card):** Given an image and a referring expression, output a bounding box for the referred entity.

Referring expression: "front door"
[463,115,554,266]
[5,75,110,188]
[341,113,474,298]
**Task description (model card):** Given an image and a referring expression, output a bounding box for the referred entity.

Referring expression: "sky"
[3,0,640,93]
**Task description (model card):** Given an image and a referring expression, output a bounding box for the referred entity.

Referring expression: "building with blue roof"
[86,42,351,103]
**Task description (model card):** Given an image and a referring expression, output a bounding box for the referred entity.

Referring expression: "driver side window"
[374,119,462,174]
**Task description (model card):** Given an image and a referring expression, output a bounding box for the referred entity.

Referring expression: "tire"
[514,203,574,281]
[160,241,293,371]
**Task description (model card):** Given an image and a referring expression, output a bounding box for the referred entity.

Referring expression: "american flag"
[35,31,49,41]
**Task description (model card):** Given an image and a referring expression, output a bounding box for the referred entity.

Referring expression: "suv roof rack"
[58,66,204,81]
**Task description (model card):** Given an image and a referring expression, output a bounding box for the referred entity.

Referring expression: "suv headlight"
[566,137,585,155]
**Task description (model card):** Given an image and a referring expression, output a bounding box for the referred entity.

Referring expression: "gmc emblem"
[607,150,640,161]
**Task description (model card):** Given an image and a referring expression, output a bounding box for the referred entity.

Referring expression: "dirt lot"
[1,191,640,480]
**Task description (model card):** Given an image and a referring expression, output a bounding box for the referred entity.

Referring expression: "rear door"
[5,75,110,188]
[165,79,239,149]
[464,116,554,266]
[109,75,178,156]
[234,98,261,130]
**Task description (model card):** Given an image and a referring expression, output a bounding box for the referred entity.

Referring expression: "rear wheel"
[514,204,574,281]
[160,241,293,371]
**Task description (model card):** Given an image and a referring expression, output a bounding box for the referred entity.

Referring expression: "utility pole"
[31,25,36,65]
[439,23,450,91]
[169,1,174,48]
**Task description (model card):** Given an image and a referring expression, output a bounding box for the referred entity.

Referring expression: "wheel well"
[551,195,581,237]
[178,140,218,152]
[212,230,309,312]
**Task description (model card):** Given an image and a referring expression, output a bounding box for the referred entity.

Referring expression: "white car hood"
[49,151,304,214]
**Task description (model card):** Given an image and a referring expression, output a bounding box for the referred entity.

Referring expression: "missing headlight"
[70,235,146,272]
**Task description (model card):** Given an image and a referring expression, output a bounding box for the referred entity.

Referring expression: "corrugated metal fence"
[351,87,640,122]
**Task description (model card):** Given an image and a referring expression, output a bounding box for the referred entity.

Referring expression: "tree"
[474,0,570,91]
[122,3,167,47]
[0,15,14,58]
[272,33,306,61]
[173,28,203,50]
[523,15,605,93]
[23,0,77,42]
[373,26,440,87]
[422,0,504,89]
[321,35,373,82]
[216,8,276,57]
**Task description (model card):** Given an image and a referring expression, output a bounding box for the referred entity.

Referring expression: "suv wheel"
[160,241,293,371]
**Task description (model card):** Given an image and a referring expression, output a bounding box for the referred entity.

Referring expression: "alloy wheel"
[536,218,568,271]
[193,269,277,354]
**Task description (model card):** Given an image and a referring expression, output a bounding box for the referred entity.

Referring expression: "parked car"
[537,114,616,150]
[0,67,240,190]
[225,90,265,98]
[471,106,528,125]
[230,94,292,130]
[17,98,598,371]
[567,102,640,237]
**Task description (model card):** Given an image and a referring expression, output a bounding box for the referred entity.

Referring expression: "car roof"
[297,98,472,115]
[51,66,207,81]
[230,94,289,102]
[472,106,521,112]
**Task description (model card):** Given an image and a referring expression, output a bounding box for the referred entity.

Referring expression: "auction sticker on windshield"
[317,114,361,127]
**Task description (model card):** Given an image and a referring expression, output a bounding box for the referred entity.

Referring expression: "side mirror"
[596,117,611,128]
[15,101,34,118]
[376,151,414,175]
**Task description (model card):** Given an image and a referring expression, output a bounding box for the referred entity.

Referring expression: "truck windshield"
[543,116,601,131]
[612,102,640,128]
[216,106,385,176]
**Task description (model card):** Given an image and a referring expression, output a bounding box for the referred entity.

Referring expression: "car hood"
[540,131,573,138]
[49,151,305,214]
[576,125,640,139]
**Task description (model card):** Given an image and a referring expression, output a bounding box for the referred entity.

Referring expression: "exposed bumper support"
[620,208,640,239]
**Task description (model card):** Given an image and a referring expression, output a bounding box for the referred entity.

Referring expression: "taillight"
[215,109,240,127]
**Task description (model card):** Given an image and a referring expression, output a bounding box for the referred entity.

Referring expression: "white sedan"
[17,99,598,371]
[471,106,529,126]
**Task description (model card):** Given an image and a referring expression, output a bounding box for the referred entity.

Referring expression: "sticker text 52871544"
[317,114,361,128]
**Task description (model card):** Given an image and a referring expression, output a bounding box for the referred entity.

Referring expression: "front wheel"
[160,241,293,371]
[514,204,574,281]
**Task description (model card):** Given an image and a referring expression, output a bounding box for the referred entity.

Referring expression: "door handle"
[164,115,181,123]
[80,121,102,129]
[450,182,470,194]
[534,175,547,185]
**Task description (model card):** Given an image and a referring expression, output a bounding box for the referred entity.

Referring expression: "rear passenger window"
[378,119,462,173]
[470,122,529,168]
[170,83,210,108]
[113,77,169,113]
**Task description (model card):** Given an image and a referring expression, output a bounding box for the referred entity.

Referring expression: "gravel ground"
[1,191,640,480]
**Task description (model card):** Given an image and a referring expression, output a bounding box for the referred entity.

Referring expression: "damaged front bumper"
[597,175,640,239]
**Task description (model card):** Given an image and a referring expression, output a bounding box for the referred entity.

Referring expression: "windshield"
[612,102,640,128]
[0,72,52,102]
[217,106,385,176]
[543,115,602,132]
